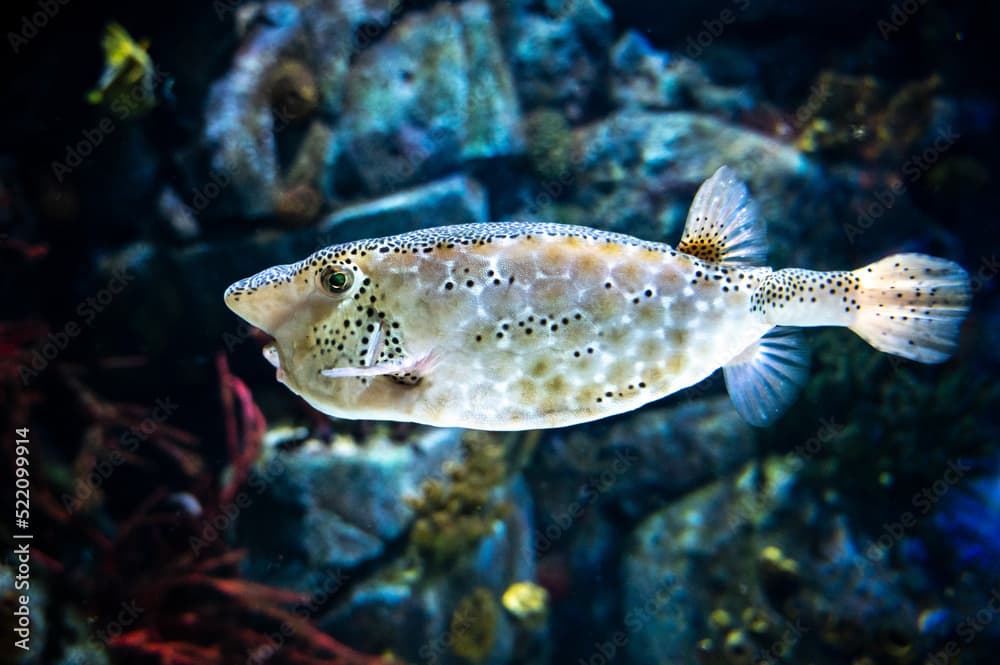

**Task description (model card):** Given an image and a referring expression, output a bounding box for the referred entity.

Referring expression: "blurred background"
[1,0,999,663]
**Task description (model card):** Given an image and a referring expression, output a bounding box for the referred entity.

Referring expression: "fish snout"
[223,263,306,335]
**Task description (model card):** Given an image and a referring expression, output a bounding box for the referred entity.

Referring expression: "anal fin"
[723,328,809,427]
[676,165,767,266]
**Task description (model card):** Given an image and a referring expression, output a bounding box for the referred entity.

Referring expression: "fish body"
[225,167,971,430]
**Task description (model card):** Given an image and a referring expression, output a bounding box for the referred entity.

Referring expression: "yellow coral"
[449,587,499,663]
[408,433,510,568]
[501,581,549,629]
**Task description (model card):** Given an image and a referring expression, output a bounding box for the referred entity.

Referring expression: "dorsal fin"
[676,166,767,266]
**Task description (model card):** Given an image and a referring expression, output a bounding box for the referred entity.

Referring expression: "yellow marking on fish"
[225,167,971,430]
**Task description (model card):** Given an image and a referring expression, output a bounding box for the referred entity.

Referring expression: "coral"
[625,457,931,664]
[501,581,549,629]
[932,460,1000,575]
[795,71,942,163]
[0,343,393,665]
[762,329,999,542]
[407,432,511,569]
[449,587,500,663]
[319,476,539,664]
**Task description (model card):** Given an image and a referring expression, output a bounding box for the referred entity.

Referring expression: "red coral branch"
[216,352,266,506]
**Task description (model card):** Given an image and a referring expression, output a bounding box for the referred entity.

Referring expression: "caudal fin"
[850,253,971,363]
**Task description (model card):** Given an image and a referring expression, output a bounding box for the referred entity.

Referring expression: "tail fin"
[850,253,971,363]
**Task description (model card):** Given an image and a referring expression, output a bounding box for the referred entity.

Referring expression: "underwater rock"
[532,396,755,529]
[203,3,309,219]
[85,174,488,359]
[609,31,686,111]
[624,457,924,665]
[504,0,613,120]
[524,396,752,664]
[201,0,401,220]
[931,458,1000,579]
[319,173,488,239]
[338,1,522,196]
[319,477,547,665]
[609,31,752,116]
[0,565,109,665]
[299,0,401,116]
[237,427,464,585]
[544,110,830,262]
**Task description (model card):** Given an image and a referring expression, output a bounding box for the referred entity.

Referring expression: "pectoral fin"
[322,351,438,385]
[723,328,809,427]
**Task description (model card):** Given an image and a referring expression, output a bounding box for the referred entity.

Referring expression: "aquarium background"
[2,0,999,664]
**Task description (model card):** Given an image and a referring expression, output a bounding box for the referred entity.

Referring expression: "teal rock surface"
[339,1,522,195]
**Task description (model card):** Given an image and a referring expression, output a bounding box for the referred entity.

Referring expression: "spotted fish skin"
[225,167,971,430]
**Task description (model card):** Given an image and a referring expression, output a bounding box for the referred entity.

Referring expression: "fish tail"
[847,253,971,363]
[752,254,970,363]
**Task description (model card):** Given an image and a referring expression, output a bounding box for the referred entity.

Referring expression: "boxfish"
[224,167,971,430]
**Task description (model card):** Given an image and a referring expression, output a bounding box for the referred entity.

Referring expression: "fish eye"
[318,265,353,296]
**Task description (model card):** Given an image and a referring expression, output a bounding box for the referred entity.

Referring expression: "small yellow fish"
[87,22,156,118]
[224,167,970,430]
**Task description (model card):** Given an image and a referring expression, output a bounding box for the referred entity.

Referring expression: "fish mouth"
[263,342,286,382]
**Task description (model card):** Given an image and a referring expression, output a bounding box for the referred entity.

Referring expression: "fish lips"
[263,342,287,383]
